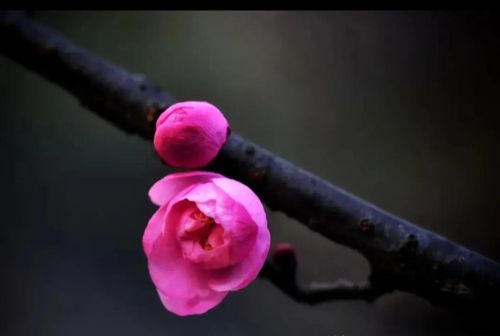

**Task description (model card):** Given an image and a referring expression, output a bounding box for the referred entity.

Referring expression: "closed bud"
[154,101,230,168]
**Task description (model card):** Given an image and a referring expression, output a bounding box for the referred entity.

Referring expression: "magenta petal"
[147,234,207,298]
[184,182,259,267]
[148,171,222,206]
[144,194,193,258]
[211,177,267,229]
[208,226,270,292]
[142,205,167,257]
[157,288,228,317]
[148,230,229,315]
[181,177,271,291]
[148,203,208,298]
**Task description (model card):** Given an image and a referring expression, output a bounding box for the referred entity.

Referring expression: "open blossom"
[143,171,270,316]
[153,101,230,169]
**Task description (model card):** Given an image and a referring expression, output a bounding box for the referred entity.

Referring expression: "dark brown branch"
[262,265,377,304]
[1,11,500,314]
[260,244,386,304]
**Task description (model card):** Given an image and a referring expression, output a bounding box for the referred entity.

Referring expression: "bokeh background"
[1,11,499,336]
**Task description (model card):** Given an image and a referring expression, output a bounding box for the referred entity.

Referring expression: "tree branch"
[261,244,386,304]
[1,11,500,313]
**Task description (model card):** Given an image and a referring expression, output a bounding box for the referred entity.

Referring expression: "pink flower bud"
[153,101,230,168]
[143,172,270,316]
[272,243,297,277]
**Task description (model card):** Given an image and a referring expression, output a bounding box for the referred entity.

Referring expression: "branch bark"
[1,11,500,314]
[261,244,386,304]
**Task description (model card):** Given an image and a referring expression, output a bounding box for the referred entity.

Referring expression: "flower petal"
[201,178,271,291]
[148,215,229,316]
[148,171,222,206]
[157,288,228,316]
[148,200,208,298]
[142,205,167,257]
[208,226,270,292]
[211,177,267,229]
[185,182,259,267]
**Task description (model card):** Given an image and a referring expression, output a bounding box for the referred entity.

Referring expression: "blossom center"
[176,208,231,269]
[183,210,218,251]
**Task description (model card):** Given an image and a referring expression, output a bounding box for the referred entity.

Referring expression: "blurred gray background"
[1,10,499,336]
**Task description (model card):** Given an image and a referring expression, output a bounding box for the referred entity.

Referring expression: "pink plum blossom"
[143,171,270,316]
[153,101,230,169]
